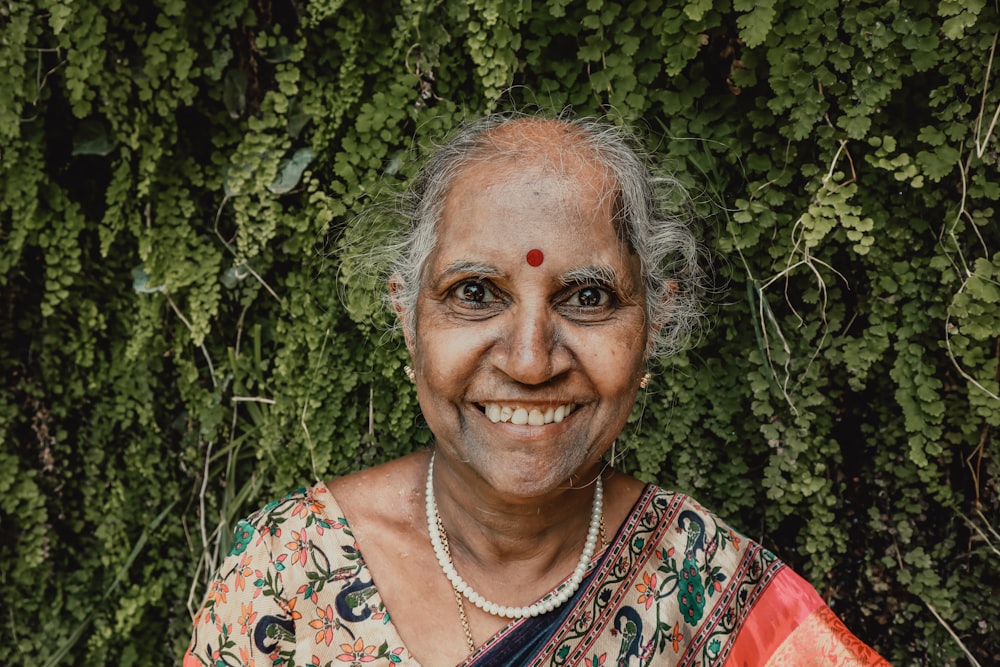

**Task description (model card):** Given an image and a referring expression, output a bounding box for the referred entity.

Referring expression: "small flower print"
[585,653,606,667]
[286,528,310,567]
[234,552,253,592]
[336,637,378,663]
[291,496,325,519]
[214,619,233,637]
[309,604,339,645]
[237,602,257,635]
[207,580,229,607]
[670,622,683,652]
[705,537,717,558]
[252,569,267,599]
[298,582,320,604]
[279,596,303,622]
[635,571,657,610]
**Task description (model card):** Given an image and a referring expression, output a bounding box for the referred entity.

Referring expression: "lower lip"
[471,405,576,441]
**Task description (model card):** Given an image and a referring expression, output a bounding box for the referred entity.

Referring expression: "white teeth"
[482,402,576,425]
[511,408,529,425]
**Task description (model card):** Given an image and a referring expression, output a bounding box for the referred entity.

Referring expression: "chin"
[471,449,602,500]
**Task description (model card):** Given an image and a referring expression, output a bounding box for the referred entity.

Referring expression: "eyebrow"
[559,264,619,287]
[561,264,641,303]
[433,261,635,294]
[436,261,505,281]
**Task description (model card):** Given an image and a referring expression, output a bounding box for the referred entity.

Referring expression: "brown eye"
[453,280,496,306]
[569,286,610,307]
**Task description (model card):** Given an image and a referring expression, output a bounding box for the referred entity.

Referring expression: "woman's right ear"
[389,275,415,354]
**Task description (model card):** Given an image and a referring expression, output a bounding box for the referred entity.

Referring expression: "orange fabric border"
[762,604,892,666]
[725,567,823,665]
[725,568,891,666]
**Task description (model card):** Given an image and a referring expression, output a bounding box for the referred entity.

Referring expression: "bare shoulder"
[325,450,430,536]
[606,470,646,497]
[604,470,647,528]
[325,450,461,662]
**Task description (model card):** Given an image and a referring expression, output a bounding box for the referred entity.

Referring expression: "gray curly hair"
[370,111,704,360]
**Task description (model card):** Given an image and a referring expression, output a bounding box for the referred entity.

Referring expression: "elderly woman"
[185,115,889,666]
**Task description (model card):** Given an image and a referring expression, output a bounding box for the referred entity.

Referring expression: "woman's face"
[406,145,650,499]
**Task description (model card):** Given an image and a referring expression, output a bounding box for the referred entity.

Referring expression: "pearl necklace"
[425,453,604,621]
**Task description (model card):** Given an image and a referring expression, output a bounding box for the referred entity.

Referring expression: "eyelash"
[449,279,618,315]
[562,284,616,309]
[451,279,504,308]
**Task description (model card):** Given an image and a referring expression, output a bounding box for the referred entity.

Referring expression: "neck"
[429,450,604,568]
[426,450,606,620]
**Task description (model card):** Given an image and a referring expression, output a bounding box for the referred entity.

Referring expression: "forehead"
[442,158,611,233]
[467,119,609,185]
[427,139,637,283]
[416,118,645,287]
[443,120,618,234]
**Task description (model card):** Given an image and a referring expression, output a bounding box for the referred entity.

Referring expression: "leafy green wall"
[2,0,997,664]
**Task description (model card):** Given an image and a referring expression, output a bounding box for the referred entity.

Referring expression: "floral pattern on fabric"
[187,482,887,667]
[185,485,408,667]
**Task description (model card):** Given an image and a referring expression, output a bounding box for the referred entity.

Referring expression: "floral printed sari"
[185,483,890,666]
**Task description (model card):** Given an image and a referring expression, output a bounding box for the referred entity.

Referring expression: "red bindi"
[526,249,544,267]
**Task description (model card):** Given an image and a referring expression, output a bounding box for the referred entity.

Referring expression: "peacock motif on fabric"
[675,511,708,626]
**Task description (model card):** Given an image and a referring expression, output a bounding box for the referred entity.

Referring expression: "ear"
[389,275,416,355]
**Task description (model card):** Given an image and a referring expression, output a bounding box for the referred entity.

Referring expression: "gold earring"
[639,372,650,389]
[404,365,415,382]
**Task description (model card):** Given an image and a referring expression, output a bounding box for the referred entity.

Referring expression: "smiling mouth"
[476,402,578,425]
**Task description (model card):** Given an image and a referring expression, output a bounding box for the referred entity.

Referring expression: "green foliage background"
[2,0,998,664]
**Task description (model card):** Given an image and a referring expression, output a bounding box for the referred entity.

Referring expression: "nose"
[493,302,570,385]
